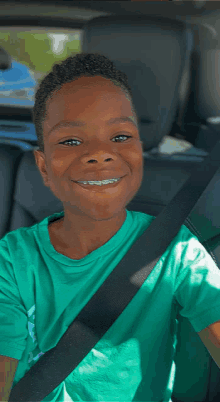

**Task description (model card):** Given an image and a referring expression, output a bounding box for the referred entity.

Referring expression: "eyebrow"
[48,116,138,136]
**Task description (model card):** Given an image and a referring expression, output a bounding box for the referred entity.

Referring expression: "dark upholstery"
[0,14,220,402]
[82,15,195,151]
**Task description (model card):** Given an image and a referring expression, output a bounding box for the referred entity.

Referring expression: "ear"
[34,149,50,188]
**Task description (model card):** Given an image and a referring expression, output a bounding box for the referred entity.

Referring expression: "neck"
[57,208,127,258]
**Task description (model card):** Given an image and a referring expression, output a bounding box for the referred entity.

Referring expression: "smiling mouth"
[76,178,121,186]
[72,177,123,189]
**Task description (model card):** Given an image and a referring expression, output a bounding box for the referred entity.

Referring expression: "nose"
[82,151,115,164]
[80,142,117,164]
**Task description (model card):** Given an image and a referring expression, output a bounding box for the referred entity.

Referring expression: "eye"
[59,134,132,146]
[112,135,132,142]
[59,138,81,146]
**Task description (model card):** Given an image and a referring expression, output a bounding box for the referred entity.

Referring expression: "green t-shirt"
[1,209,220,401]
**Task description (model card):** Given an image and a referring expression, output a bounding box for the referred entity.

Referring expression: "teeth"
[77,178,120,186]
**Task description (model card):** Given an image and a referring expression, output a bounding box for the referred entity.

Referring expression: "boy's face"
[34,76,143,221]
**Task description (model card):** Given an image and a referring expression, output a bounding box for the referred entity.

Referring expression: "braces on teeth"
[77,178,120,186]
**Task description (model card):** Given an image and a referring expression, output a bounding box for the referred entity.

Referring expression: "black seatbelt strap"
[9,138,220,402]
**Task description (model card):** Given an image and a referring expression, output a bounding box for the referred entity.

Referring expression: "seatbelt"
[9,138,220,402]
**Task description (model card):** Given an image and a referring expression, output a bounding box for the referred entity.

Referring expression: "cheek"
[48,149,73,176]
[122,148,144,194]
[125,146,143,174]
[52,160,66,176]
[131,148,144,188]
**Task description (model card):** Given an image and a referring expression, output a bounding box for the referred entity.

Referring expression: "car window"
[0,28,82,104]
[0,28,82,149]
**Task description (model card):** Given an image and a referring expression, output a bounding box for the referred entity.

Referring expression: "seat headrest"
[82,15,193,150]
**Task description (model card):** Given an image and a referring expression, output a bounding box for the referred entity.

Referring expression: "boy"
[1,52,220,402]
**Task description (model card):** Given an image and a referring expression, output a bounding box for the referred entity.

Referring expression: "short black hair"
[33,52,138,153]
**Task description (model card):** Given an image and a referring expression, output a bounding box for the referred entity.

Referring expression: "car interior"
[1,1,220,401]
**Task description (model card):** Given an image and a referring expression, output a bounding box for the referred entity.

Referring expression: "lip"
[74,176,123,182]
[71,177,124,191]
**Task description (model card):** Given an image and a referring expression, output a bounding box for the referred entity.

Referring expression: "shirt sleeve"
[0,239,28,359]
[174,225,220,333]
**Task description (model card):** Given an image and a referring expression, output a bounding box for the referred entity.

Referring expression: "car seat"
[180,22,220,154]
[0,14,219,402]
